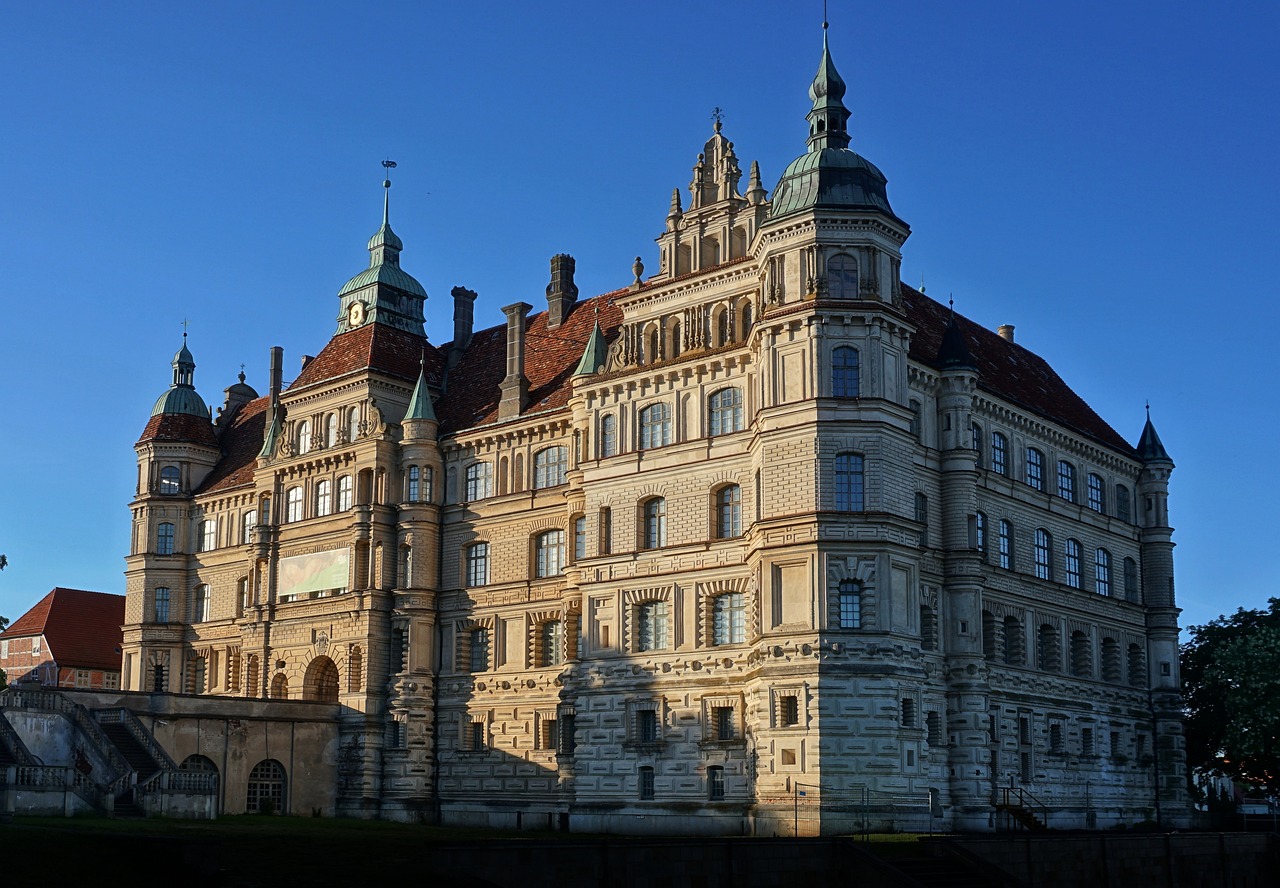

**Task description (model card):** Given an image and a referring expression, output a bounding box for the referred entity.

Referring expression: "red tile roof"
[1,589,124,672]
[901,285,1134,455]
[290,323,444,393]
[136,412,219,448]
[197,397,269,494]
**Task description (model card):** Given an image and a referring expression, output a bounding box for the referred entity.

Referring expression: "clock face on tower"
[348,301,367,326]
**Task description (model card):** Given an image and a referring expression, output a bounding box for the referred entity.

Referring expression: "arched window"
[241,510,256,544]
[197,518,217,552]
[315,480,332,516]
[1026,448,1044,491]
[837,580,862,629]
[1064,538,1082,588]
[157,522,175,556]
[1115,484,1131,522]
[285,486,303,522]
[348,646,363,692]
[303,656,340,703]
[646,326,660,363]
[832,346,860,398]
[737,300,753,340]
[297,421,311,454]
[465,542,489,587]
[246,759,286,814]
[1057,460,1075,501]
[1087,473,1105,513]
[1070,631,1092,678]
[193,584,211,622]
[639,402,671,450]
[337,475,353,511]
[599,414,618,458]
[716,485,742,538]
[709,388,743,435]
[324,413,337,448]
[642,497,667,549]
[1037,624,1061,672]
[154,587,171,623]
[1124,557,1139,602]
[712,592,745,645]
[713,306,730,347]
[407,466,421,501]
[1003,617,1025,666]
[400,545,413,587]
[533,446,568,489]
[1034,528,1053,580]
[827,253,859,299]
[179,755,219,797]
[346,407,360,443]
[991,432,1008,475]
[269,673,289,699]
[540,620,564,667]
[1095,548,1112,596]
[535,530,565,578]
[835,453,864,511]
[998,520,1013,570]
[667,319,682,359]
[971,423,984,467]
[159,465,181,495]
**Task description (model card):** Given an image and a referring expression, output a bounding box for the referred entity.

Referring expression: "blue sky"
[1,1,1276,633]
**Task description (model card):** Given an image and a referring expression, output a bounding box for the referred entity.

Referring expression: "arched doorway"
[269,673,289,699]
[180,754,220,812]
[246,759,286,814]
[303,656,340,703]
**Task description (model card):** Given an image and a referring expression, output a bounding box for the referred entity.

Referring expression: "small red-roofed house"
[0,588,124,689]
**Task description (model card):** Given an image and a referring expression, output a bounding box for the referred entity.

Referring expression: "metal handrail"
[997,786,1049,829]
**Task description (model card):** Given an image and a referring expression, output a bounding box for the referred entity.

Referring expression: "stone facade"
[119,34,1189,832]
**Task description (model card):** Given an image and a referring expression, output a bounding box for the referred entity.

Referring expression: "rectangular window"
[557,713,576,757]
[971,423,983,467]
[838,582,862,629]
[902,698,916,728]
[1065,540,1081,588]
[599,414,618,458]
[465,543,489,587]
[407,466,420,502]
[1087,474,1105,513]
[638,766,655,800]
[1082,727,1095,756]
[75,669,91,688]
[469,629,489,672]
[712,593,745,645]
[103,672,120,690]
[573,516,587,561]
[469,720,486,752]
[636,708,659,743]
[199,519,217,553]
[835,453,864,511]
[539,717,559,752]
[464,462,493,501]
[598,507,612,555]
[1057,460,1075,502]
[999,520,1013,570]
[636,601,669,651]
[991,432,1008,475]
[708,766,725,800]
[778,694,800,727]
[711,705,736,741]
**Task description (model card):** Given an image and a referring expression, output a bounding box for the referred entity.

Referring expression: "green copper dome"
[150,336,210,418]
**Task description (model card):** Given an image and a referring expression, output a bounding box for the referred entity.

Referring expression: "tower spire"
[806,21,851,151]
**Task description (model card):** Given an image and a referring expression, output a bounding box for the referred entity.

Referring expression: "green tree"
[1183,599,1280,796]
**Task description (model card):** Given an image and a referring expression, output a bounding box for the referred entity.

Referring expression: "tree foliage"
[1183,598,1280,796]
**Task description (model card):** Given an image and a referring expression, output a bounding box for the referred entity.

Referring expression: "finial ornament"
[919,274,926,295]
[948,295,955,315]
[711,106,724,133]
[632,256,645,285]
[181,318,190,339]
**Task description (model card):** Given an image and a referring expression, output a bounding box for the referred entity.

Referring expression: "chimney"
[499,302,532,418]
[451,286,477,350]
[268,346,284,407]
[546,254,578,329]
[997,324,1015,343]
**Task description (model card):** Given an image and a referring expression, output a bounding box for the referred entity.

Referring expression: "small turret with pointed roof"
[1136,405,1173,465]
[807,22,851,152]
[573,309,609,377]
[937,302,977,371]
[405,355,437,423]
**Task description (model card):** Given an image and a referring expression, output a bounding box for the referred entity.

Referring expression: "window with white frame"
[1095,548,1112,596]
[198,518,217,553]
[992,432,1008,475]
[1087,473,1105,513]
[642,497,667,549]
[159,465,181,495]
[539,620,564,667]
[1064,538,1082,588]
[534,529,565,578]
[640,402,672,450]
[636,600,669,651]
[1057,460,1075,502]
[838,580,862,629]
[464,461,492,501]
[285,486,303,522]
[193,584,211,622]
[1026,448,1044,491]
[337,475,353,511]
[533,446,568,489]
[1034,528,1053,580]
[315,480,332,516]
[324,413,337,448]
[158,522,175,555]
[709,387,743,435]
[832,346,860,398]
[835,452,864,511]
[599,414,618,457]
[346,407,360,443]
[716,485,742,538]
[242,510,256,544]
[297,420,311,454]
[708,765,725,800]
[712,592,745,645]
[573,515,587,561]
[407,466,421,502]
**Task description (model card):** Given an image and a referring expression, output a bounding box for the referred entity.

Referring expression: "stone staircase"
[97,721,163,782]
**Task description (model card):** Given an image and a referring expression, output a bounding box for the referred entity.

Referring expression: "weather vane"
[711,107,724,125]
[382,159,397,186]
